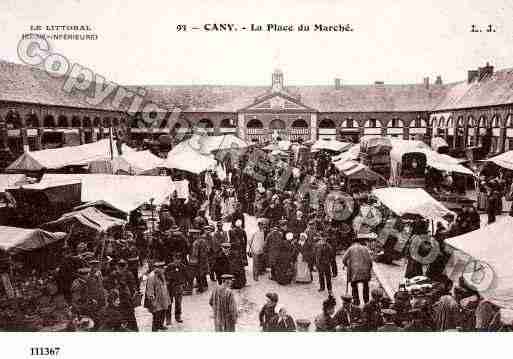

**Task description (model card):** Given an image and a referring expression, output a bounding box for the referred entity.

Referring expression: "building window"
[346,119,354,128]
[368,119,377,128]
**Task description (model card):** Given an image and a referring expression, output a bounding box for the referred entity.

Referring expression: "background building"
[2,61,513,168]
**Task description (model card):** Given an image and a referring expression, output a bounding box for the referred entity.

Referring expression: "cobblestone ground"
[135,214,382,332]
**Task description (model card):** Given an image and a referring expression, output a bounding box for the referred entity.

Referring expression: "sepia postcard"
[1,0,513,358]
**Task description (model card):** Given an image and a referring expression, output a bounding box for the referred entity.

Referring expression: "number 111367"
[30,347,60,356]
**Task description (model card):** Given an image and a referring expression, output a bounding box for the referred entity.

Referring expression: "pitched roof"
[0,61,122,112]
[434,67,513,111]
[3,60,513,114]
[128,82,453,113]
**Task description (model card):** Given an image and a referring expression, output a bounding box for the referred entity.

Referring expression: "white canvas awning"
[0,174,26,193]
[194,134,248,154]
[371,187,454,224]
[426,152,474,176]
[446,217,513,309]
[311,139,351,153]
[0,226,66,255]
[332,144,360,163]
[6,139,134,171]
[41,173,176,214]
[263,140,292,152]
[164,140,217,174]
[487,151,513,171]
[109,150,165,175]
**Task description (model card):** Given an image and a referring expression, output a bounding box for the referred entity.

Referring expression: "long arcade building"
[2,61,513,166]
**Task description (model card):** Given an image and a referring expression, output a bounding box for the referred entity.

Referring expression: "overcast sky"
[1,0,513,86]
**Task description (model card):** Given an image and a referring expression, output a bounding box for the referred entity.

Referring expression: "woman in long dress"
[294,233,313,283]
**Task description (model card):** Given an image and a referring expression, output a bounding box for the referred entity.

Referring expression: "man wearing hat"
[166,225,188,263]
[333,294,362,331]
[314,235,334,295]
[266,223,284,281]
[213,243,232,285]
[209,274,238,331]
[190,233,210,293]
[209,221,228,282]
[342,236,373,306]
[145,261,171,331]
[165,254,187,324]
[184,229,201,295]
[228,219,247,289]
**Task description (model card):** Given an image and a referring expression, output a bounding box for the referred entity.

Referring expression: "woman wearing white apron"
[294,233,313,283]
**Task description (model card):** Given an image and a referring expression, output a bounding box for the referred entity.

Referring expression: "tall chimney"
[478,62,494,81]
[435,76,442,85]
[468,70,478,83]
[334,78,342,90]
[423,77,430,89]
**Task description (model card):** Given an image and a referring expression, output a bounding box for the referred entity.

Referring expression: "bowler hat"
[220,274,234,280]
[341,294,352,301]
[266,292,279,302]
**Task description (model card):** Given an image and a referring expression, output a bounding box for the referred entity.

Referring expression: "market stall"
[6,179,82,227]
[389,140,429,187]
[334,160,388,190]
[164,140,217,174]
[0,226,68,331]
[89,150,165,175]
[41,207,126,247]
[262,140,292,152]
[371,187,454,226]
[311,138,351,153]
[6,139,135,172]
[40,174,176,215]
[446,216,513,310]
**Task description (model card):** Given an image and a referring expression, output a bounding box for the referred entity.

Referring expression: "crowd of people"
[44,143,513,332]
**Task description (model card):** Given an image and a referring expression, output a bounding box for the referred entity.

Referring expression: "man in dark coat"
[213,243,232,285]
[342,237,373,305]
[166,225,189,263]
[169,191,184,224]
[275,232,297,285]
[314,236,334,295]
[165,254,187,324]
[266,223,283,281]
[487,189,501,224]
[228,220,247,289]
[210,221,228,282]
[190,233,210,293]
